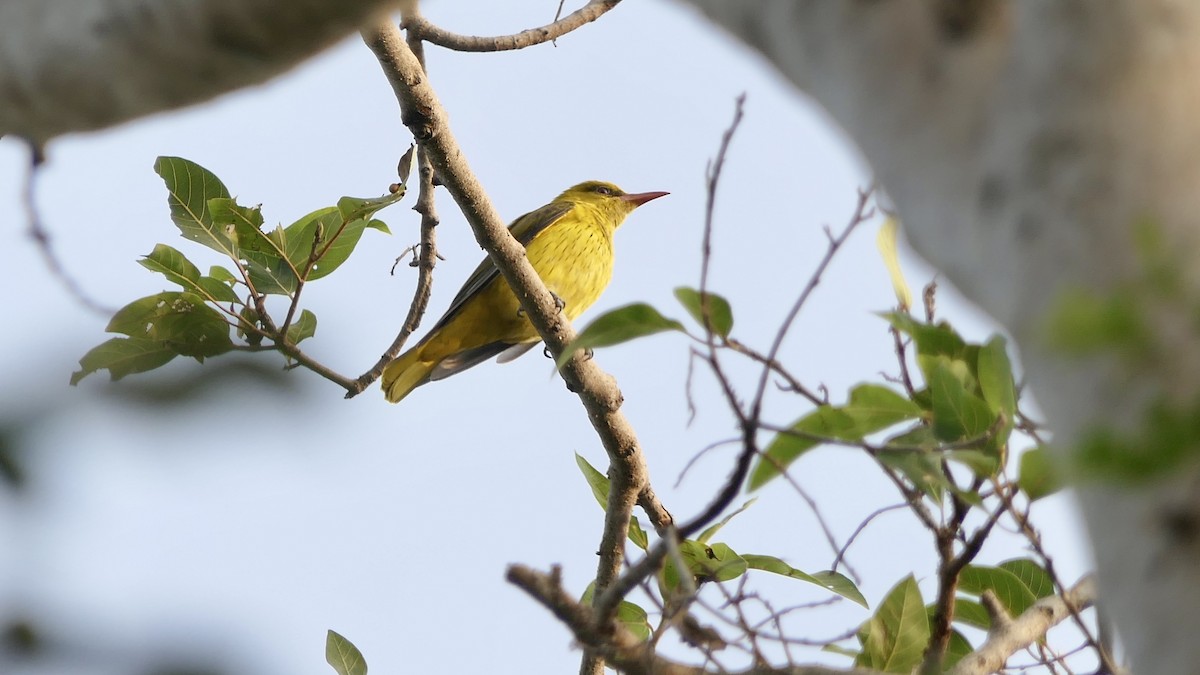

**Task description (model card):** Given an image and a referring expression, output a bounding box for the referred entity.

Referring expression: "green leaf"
[946,449,1000,477]
[959,565,1039,617]
[673,287,733,338]
[246,253,298,296]
[325,629,367,675]
[855,575,929,673]
[663,541,748,591]
[751,385,922,490]
[884,425,939,451]
[929,357,995,443]
[843,384,923,430]
[742,555,868,608]
[977,335,1016,419]
[281,207,388,281]
[697,498,756,544]
[286,309,318,345]
[822,643,861,659]
[943,629,973,669]
[209,197,266,235]
[138,245,240,304]
[212,198,291,279]
[883,313,969,362]
[558,303,684,368]
[575,453,610,509]
[580,584,650,642]
[209,265,238,284]
[877,450,948,502]
[952,596,991,630]
[616,601,651,641]
[573,454,649,550]
[105,292,233,359]
[809,570,871,610]
[750,406,857,490]
[70,337,178,384]
[154,157,237,256]
[336,191,406,223]
[138,243,200,287]
[238,306,263,345]
[195,275,240,304]
[998,559,1055,600]
[1018,446,1062,501]
[694,542,747,583]
[627,516,649,551]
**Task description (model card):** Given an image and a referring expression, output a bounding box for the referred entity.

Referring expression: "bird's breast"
[526,219,615,320]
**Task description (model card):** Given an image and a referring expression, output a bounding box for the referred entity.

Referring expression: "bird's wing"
[427,200,575,332]
[429,341,514,381]
[494,341,539,364]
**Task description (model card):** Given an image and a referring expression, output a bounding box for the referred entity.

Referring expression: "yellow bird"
[382,180,668,402]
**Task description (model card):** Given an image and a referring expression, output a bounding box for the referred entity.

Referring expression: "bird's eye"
[594,185,613,196]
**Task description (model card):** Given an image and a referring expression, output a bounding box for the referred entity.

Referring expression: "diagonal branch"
[949,575,1098,675]
[361,15,671,674]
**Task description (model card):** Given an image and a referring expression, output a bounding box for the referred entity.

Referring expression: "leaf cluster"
[72,157,401,385]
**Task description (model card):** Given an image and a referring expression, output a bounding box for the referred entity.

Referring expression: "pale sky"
[0,2,1093,673]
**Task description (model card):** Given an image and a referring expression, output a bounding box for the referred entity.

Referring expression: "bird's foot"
[517,292,566,317]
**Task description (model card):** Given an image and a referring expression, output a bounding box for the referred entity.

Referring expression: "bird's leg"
[517,292,566,317]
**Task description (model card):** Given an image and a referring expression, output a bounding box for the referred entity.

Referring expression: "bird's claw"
[517,293,565,318]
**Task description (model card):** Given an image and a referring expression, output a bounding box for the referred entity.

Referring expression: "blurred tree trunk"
[682,2,1200,672]
[0,0,399,142]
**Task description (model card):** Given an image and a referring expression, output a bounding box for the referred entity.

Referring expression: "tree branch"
[404,0,621,52]
[507,564,887,675]
[361,16,670,674]
[0,0,402,142]
[949,576,1097,675]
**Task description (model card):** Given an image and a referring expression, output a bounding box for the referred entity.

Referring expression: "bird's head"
[555,180,669,227]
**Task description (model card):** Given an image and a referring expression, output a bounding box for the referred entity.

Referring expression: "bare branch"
[404,0,621,52]
[508,564,890,675]
[347,149,441,398]
[21,145,115,315]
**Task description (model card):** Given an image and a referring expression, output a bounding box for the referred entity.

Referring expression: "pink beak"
[621,191,669,207]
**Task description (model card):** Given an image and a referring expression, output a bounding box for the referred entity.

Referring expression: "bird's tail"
[381,345,436,403]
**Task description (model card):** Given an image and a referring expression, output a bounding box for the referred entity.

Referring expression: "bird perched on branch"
[382,180,668,403]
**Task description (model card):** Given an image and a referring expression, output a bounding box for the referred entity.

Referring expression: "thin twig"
[346,147,441,397]
[21,142,115,316]
[748,186,875,426]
